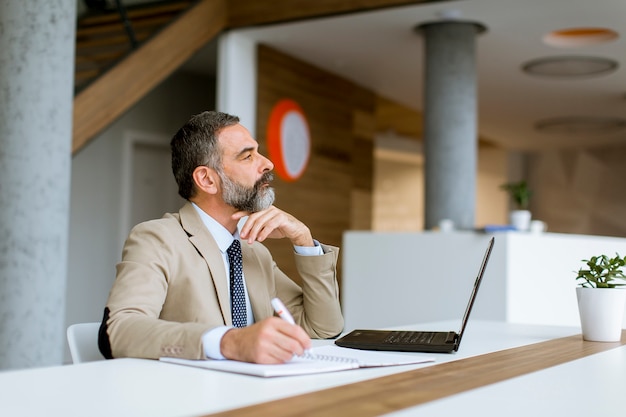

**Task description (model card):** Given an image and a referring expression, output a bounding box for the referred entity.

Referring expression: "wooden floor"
[205,330,626,417]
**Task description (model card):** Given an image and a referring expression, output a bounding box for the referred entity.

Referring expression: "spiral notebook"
[159,345,434,377]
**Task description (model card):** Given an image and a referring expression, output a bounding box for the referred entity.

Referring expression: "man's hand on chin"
[232,206,314,246]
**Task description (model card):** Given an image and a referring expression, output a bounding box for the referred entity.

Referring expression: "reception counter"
[341,231,626,331]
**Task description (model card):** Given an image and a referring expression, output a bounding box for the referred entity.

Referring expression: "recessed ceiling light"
[535,116,626,134]
[543,27,618,48]
[522,56,618,78]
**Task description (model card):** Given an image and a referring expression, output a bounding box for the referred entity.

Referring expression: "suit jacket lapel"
[179,203,232,326]
[241,242,273,322]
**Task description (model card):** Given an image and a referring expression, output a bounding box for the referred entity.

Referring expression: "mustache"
[256,171,274,188]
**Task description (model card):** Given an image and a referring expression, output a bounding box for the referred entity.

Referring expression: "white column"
[216,31,258,135]
[0,0,76,369]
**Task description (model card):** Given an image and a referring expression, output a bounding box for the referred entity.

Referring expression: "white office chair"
[66,322,104,364]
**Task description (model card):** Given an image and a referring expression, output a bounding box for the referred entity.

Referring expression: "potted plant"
[500,180,532,231]
[575,253,626,342]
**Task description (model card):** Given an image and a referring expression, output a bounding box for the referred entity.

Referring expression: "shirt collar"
[191,202,239,253]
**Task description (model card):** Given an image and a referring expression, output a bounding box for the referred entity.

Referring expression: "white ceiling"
[185,0,626,151]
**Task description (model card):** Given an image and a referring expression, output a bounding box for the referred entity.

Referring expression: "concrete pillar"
[416,20,486,230]
[0,0,76,369]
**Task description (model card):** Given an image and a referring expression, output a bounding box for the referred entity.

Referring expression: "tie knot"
[227,239,241,258]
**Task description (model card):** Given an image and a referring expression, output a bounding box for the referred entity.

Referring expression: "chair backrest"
[66,322,104,364]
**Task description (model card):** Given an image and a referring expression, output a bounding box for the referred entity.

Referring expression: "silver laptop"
[335,237,495,353]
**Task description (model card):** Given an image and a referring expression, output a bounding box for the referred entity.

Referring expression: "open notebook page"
[159,344,434,377]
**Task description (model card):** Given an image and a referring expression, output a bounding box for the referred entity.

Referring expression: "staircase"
[72,0,227,154]
[71,0,429,154]
[75,1,194,94]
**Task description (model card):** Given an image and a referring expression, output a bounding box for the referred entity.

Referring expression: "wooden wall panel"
[528,145,626,237]
[376,96,424,138]
[256,45,377,285]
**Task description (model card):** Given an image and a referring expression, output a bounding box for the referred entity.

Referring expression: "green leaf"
[575,252,626,288]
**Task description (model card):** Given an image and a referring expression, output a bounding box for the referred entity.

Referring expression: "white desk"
[0,321,620,417]
[389,343,626,417]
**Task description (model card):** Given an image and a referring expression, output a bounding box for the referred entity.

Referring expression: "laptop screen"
[456,237,495,344]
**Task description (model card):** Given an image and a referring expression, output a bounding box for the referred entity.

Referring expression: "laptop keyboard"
[383,331,436,344]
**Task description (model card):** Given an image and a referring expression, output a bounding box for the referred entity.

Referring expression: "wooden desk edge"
[205,330,626,417]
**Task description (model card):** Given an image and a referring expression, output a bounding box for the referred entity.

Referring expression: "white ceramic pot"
[509,210,531,231]
[576,287,626,342]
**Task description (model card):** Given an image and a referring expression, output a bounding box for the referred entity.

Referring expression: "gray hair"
[170,111,240,200]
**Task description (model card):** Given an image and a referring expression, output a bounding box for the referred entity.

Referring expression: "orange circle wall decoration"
[266,99,311,182]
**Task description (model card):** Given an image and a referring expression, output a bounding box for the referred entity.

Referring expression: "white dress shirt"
[191,203,322,359]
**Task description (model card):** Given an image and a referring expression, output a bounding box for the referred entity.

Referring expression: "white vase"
[509,210,531,231]
[576,287,626,342]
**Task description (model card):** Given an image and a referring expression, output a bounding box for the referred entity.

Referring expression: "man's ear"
[192,166,220,195]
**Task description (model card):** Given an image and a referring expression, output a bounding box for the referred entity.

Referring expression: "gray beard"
[219,171,275,212]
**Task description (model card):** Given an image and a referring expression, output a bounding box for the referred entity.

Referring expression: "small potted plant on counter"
[500,180,532,231]
[575,253,626,342]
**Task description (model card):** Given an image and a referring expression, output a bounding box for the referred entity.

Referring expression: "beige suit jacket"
[104,202,344,360]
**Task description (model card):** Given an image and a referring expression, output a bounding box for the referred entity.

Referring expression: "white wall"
[341,231,504,332]
[341,230,626,332]
[65,71,215,361]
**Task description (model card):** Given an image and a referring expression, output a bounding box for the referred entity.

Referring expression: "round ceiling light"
[543,27,618,47]
[522,56,618,78]
[535,116,626,134]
